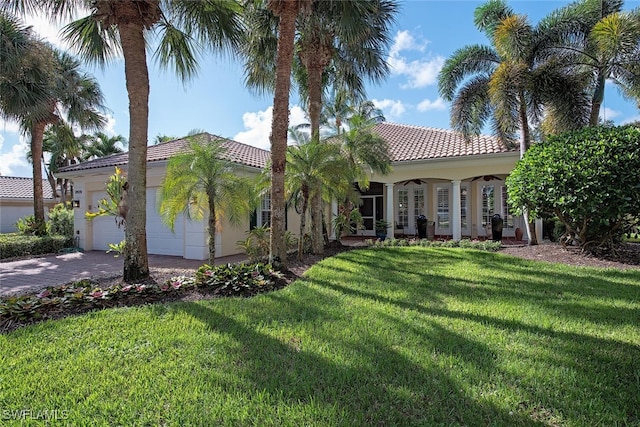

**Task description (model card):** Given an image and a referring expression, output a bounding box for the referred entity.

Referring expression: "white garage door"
[91,188,184,256]
[146,188,184,256]
[91,191,125,251]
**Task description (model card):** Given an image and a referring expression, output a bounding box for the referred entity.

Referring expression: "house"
[355,122,527,240]
[57,134,296,260]
[0,176,56,233]
[58,124,529,260]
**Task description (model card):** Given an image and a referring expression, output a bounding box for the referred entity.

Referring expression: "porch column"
[330,200,338,240]
[451,180,461,241]
[385,183,395,236]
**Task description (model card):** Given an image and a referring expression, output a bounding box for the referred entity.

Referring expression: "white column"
[330,200,338,240]
[535,218,544,243]
[385,183,395,236]
[451,180,461,241]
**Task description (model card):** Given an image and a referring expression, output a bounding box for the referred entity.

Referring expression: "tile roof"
[373,122,517,162]
[0,176,54,199]
[58,133,270,174]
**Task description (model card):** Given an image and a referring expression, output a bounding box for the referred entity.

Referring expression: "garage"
[90,188,185,256]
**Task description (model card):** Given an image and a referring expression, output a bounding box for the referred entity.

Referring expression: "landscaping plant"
[507,125,640,252]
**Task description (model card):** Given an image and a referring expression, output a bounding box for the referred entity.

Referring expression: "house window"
[413,188,425,218]
[259,194,271,227]
[501,186,514,229]
[481,185,495,227]
[460,186,468,229]
[436,187,449,229]
[397,189,409,228]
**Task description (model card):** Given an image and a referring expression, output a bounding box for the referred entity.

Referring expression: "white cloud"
[417,97,447,112]
[600,107,621,121]
[621,115,640,125]
[0,119,21,135]
[233,106,307,150]
[103,114,118,136]
[388,30,445,89]
[372,99,406,119]
[0,136,29,176]
[389,30,427,57]
[22,13,70,50]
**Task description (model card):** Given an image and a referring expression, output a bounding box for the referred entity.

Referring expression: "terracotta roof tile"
[374,122,517,162]
[0,176,54,199]
[58,133,269,174]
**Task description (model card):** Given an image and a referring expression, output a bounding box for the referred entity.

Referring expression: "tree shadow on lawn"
[174,299,536,426]
[312,276,640,424]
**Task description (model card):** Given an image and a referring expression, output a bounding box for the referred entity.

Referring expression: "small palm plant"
[159,135,257,264]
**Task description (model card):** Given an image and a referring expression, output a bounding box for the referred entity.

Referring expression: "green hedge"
[0,234,71,260]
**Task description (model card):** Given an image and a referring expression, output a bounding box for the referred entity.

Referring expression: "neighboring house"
[0,176,56,233]
[58,125,528,260]
[57,134,295,260]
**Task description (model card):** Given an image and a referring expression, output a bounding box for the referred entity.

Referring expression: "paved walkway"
[0,250,247,296]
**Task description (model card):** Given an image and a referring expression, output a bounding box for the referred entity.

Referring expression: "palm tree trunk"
[208,196,217,264]
[310,191,323,254]
[518,94,537,246]
[297,186,309,261]
[30,121,47,234]
[589,73,606,126]
[120,22,150,282]
[269,1,299,270]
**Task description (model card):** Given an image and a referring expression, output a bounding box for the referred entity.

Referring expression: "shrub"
[507,125,640,252]
[0,234,69,260]
[365,237,502,252]
[48,203,74,242]
[15,215,47,235]
[237,226,299,262]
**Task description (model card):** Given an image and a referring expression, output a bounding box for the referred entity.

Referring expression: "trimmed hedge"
[0,234,71,260]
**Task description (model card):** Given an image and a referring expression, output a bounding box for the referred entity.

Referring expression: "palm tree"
[41,122,87,201]
[8,0,243,281]
[158,135,256,264]
[0,11,54,124]
[86,132,127,159]
[285,139,350,260]
[2,43,106,234]
[537,0,640,126]
[245,0,312,269]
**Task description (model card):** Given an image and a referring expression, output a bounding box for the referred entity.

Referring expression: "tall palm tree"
[537,0,640,126]
[0,11,54,124]
[86,132,127,159]
[7,0,243,281]
[438,0,592,245]
[3,44,106,234]
[285,139,350,260]
[158,136,256,264]
[247,0,312,269]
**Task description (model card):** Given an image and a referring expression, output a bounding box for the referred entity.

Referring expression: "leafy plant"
[507,125,640,252]
[106,240,126,257]
[48,202,74,241]
[15,215,47,235]
[85,166,127,228]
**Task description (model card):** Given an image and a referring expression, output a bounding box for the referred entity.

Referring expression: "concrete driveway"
[0,250,245,296]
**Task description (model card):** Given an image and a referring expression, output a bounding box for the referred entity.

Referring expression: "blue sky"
[2,0,639,178]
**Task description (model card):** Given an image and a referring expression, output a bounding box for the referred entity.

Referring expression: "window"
[501,186,514,229]
[436,187,449,229]
[397,189,409,228]
[260,194,271,227]
[414,188,425,218]
[481,185,495,227]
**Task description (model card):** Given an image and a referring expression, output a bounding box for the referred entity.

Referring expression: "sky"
[2,0,640,178]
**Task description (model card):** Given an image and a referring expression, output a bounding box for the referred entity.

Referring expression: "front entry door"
[359,195,383,235]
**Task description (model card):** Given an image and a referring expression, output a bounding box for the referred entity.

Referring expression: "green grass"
[1,247,639,426]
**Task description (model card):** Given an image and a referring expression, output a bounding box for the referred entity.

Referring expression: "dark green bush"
[0,234,69,260]
[507,125,640,251]
[48,203,74,240]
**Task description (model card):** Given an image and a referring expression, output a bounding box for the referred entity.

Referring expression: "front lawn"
[1,247,638,426]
